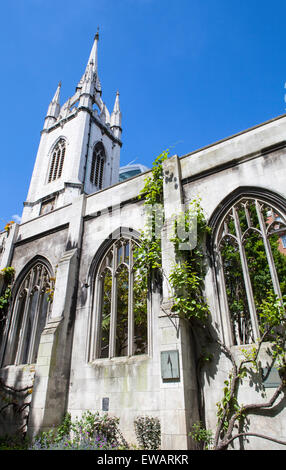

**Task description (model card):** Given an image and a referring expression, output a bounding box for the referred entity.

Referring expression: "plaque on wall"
[102,397,109,411]
[160,350,180,382]
[262,367,282,388]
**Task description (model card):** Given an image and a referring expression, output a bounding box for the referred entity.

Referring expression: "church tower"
[22,33,122,222]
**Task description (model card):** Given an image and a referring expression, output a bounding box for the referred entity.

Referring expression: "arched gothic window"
[48,138,66,183]
[89,237,148,360]
[214,195,286,346]
[2,262,53,366]
[90,143,105,189]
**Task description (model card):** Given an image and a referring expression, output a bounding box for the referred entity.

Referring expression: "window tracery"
[3,262,53,365]
[48,139,66,183]
[214,196,286,345]
[90,143,105,189]
[90,237,148,360]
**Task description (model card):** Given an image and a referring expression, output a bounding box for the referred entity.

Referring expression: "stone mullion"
[27,267,46,364]
[109,245,118,358]
[217,249,235,346]
[92,275,104,360]
[232,207,260,341]
[1,295,21,365]
[255,200,282,300]
[15,269,37,364]
[128,242,134,356]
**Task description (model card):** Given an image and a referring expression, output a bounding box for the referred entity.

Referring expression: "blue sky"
[1,0,286,226]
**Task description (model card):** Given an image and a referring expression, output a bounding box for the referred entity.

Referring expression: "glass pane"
[133,270,148,355]
[116,267,129,357]
[220,239,253,344]
[100,271,112,358]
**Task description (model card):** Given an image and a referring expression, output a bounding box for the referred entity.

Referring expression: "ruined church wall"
[0,207,70,436]
[181,117,286,449]
[66,173,163,446]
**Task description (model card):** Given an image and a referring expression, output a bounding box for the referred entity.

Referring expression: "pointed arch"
[87,227,148,361]
[209,187,286,347]
[90,142,106,189]
[1,256,54,366]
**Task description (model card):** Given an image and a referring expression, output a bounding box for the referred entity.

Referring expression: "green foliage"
[134,150,169,289]
[220,205,286,342]
[0,266,15,339]
[189,422,213,449]
[3,221,15,234]
[0,433,30,450]
[0,287,12,311]
[214,290,286,449]
[134,415,161,450]
[169,199,211,323]
[34,413,72,448]
[0,267,15,311]
[138,150,169,206]
[1,266,15,284]
[71,410,128,448]
[257,291,286,371]
[33,411,128,450]
[169,262,209,322]
[258,291,285,333]
[216,373,242,431]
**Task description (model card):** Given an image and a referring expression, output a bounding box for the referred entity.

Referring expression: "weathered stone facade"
[0,36,286,450]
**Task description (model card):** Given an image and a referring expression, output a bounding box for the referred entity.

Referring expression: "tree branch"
[0,378,33,393]
[215,380,285,450]
[217,432,286,450]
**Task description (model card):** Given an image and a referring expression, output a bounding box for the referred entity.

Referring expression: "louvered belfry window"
[48,139,66,183]
[90,143,105,189]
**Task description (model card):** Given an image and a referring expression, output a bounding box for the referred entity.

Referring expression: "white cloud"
[12,214,22,224]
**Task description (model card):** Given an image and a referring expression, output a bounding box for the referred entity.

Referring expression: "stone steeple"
[21,34,122,223]
[77,31,103,110]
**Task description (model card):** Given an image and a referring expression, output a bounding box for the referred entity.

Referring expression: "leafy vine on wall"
[135,150,286,450]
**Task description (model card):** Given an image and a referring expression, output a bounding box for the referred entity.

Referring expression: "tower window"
[90,143,105,189]
[48,139,66,183]
[40,197,56,215]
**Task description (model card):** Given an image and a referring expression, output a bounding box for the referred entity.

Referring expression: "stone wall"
[1,114,286,449]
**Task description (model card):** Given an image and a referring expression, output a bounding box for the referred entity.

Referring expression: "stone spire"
[87,30,99,74]
[43,82,61,130]
[110,91,122,138]
[78,32,102,108]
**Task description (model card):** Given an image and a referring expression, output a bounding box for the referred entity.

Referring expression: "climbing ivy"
[0,267,15,312]
[169,198,211,323]
[135,151,286,450]
[134,150,211,325]
[0,266,15,349]
[134,150,169,289]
